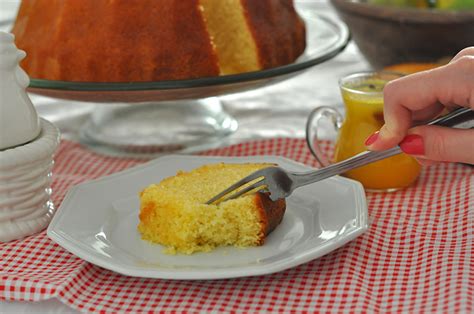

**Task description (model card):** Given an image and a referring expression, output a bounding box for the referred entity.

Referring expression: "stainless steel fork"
[206,107,473,204]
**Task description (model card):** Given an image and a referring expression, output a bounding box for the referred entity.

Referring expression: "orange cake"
[11,0,306,82]
[138,163,286,254]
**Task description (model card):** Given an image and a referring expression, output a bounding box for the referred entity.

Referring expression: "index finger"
[369,57,474,150]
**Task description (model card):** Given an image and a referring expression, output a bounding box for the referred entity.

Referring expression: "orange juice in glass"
[306,72,421,191]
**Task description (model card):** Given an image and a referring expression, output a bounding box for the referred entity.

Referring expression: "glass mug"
[306,71,421,191]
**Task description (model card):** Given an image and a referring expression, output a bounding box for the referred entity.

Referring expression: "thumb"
[399,126,474,164]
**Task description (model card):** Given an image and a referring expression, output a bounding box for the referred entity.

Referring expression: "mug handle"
[305,106,344,167]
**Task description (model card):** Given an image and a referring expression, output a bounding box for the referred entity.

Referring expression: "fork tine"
[219,178,266,203]
[206,177,265,205]
[205,169,268,205]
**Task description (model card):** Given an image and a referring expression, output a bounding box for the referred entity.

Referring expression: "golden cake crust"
[254,192,287,244]
[11,0,305,82]
[241,0,306,69]
[12,0,220,82]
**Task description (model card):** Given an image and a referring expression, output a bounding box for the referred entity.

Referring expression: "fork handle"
[296,107,474,186]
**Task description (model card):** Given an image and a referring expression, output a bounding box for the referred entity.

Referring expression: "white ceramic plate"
[47,155,368,280]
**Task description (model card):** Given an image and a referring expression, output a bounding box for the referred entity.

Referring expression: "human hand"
[365,47,474,165]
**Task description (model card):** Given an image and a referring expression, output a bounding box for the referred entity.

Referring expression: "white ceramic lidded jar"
[0,32,40,150]
[0,32,60,242]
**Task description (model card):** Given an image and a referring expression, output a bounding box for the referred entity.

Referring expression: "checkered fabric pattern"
[1,139,473,313]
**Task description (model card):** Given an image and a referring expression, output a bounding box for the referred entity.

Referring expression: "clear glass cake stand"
[27,12,350,158]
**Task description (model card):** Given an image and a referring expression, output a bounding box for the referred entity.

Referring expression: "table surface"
[0,0,375,312]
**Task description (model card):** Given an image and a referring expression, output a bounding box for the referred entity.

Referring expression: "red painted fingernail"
[400,134,425,155]
[364,131,379,146]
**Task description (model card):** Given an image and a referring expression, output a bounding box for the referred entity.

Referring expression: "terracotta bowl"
[330,0,474,69]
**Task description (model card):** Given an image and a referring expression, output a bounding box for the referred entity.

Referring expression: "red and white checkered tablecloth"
[1,138,473,313]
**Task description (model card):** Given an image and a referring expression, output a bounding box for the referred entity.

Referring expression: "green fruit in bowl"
[368,0,430,7]
[369,0,408,5]
[436,0,474,9]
